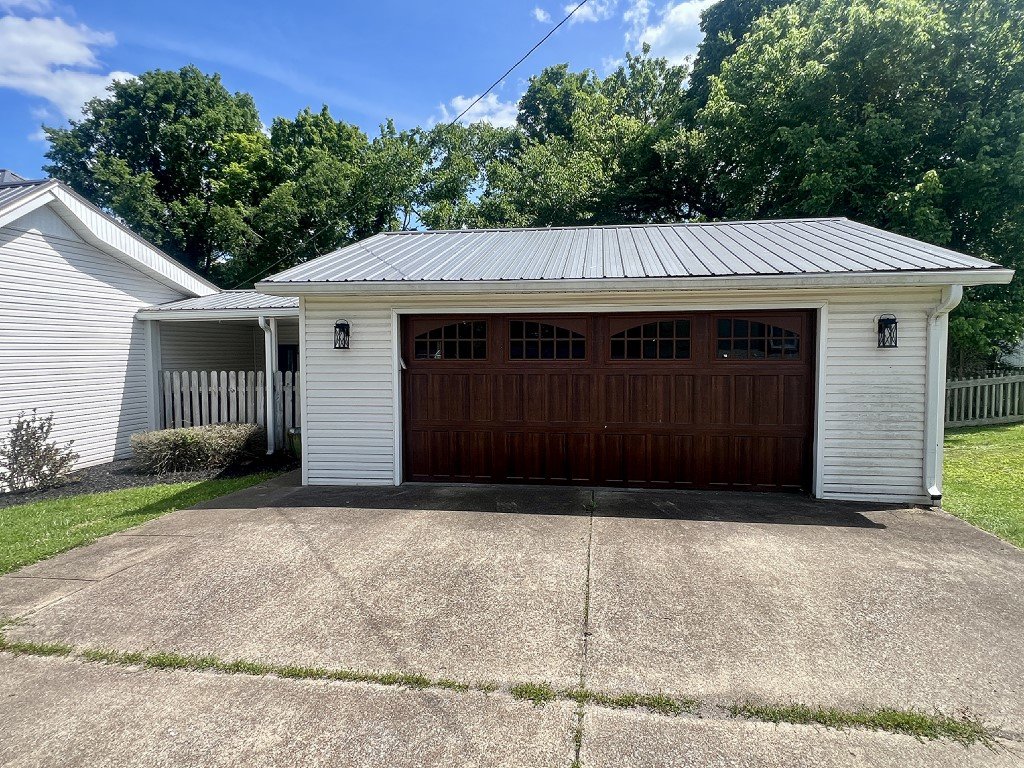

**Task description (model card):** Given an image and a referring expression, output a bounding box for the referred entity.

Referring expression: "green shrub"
[130,423,266,473]
[0,410,79,492]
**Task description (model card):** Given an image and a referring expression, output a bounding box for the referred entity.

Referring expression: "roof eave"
[256,268,1014,297]
[136,307,299,321]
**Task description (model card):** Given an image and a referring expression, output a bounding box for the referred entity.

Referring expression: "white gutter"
[923,285,963,504]
[258,315,275,455]
[256,269,1013,296]
[136,308,298,321]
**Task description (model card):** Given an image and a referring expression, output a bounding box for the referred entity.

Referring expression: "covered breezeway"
[136,291,301,450]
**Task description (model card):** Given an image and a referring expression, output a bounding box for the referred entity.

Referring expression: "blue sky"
[0,0,714,177]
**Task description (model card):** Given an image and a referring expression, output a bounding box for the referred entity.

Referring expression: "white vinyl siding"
[159,319,300,373]
[303,299,395,484]
[820,293,934,504]
[299,287,940,503]
[160,322,259,371]
[0,206,186,470]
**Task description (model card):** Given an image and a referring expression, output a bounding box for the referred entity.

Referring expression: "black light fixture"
[334,319,351,350]
[877,314,898,348]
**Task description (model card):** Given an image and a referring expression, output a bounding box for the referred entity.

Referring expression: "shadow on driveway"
[200,476,892,529]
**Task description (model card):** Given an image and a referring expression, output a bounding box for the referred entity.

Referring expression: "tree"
[477,49,693,227]
[677,0,1024,368]
[688,0,789,111]
[44,66,263,275]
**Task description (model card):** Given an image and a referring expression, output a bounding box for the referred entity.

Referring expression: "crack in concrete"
[572,491,598,767]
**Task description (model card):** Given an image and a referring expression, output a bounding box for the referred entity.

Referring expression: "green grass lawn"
[944,423,1024,548]
[0,473,274,575]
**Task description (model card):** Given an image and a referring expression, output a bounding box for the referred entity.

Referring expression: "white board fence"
[946,372,1024,428]
[160,370,300,448]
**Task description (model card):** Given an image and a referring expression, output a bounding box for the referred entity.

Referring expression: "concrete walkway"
[1,476,1022,766]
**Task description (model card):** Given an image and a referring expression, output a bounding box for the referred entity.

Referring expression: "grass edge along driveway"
[943,423,1024,549]
[0,473,274,575]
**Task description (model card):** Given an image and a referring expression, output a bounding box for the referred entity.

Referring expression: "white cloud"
[632,0,715,64]
[623,0,651,46]
[439,93,519,128]
[0,0,53,12]
[567,0,616,24]
[533,6,552,23]
[0,14,131,119]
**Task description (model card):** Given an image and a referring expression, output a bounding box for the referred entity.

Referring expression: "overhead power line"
[449,0,593,125]
[233,1,593,288]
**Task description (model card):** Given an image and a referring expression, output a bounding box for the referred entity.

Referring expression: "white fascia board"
[256,269,1013,297]
[135,308,299,321]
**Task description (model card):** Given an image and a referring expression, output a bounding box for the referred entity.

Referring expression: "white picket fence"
[946,372,1024,428]
[160,370,300,448]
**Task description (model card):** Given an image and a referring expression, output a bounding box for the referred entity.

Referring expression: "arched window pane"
[509,321,586,360]
[716,319,800,360]
[610,319,691,360]
[414,321,487,359]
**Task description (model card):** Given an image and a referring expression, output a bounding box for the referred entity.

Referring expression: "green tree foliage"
[214,107,373,286]
[39,1,1024,366]
[687,0,788,110]
[675,0,1024,368]
[478,47,691,226]
[44,66,262,274]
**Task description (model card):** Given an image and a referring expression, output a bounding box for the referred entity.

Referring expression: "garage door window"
[414,320,487,360]
[610,319,691,360]
[508,320,586,360]
[716,319,800,360]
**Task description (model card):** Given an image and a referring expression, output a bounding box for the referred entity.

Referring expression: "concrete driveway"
[1,475,1022,767]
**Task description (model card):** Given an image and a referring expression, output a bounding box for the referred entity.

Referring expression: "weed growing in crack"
[510,682,558,706]
[728,702,992,746]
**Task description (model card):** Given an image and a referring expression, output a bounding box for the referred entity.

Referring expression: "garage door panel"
[783,375,808,426]
[671,375,695,425]
[546,374,569,422]
[449,374,471,422]
[497,374,522,422]
[523,374,547,422]
[570,374,594,423]
[402,312,814,492]
[564,433,592,482]
[778,436,807,488]
[604,375,626,424]
[452,431,493,481]
[705,375,733,425]
[468,374,492,422]
[732,375,754,425]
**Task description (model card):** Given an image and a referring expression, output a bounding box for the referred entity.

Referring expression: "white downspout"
[923,285,963,504]
[258,315,275,455]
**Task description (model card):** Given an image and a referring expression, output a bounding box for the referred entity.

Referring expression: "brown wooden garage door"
[401,311,815,491]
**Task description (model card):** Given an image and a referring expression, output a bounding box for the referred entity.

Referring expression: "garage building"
[257,218,1012,505]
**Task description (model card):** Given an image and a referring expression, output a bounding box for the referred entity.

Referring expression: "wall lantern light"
[334,319,351,350]
[877,314,898,348]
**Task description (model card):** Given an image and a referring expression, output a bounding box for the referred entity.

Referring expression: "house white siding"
[300,287,941,504]
[160,322,259,371]
[820,292,936,504]
[0,205,187,470]
[303,299,396,485]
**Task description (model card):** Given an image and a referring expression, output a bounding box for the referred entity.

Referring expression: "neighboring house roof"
[0,178,46,208]
[258,218,1011,294]
[0,169,26,184]
[137,291,298,320]
[0,177,218,298]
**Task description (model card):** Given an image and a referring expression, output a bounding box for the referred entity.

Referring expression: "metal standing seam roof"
[145,291,299,312]
[0,179,53,210]
[260,218,1003,285]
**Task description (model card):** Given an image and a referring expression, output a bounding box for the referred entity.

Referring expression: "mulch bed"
[0,455,297,510]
